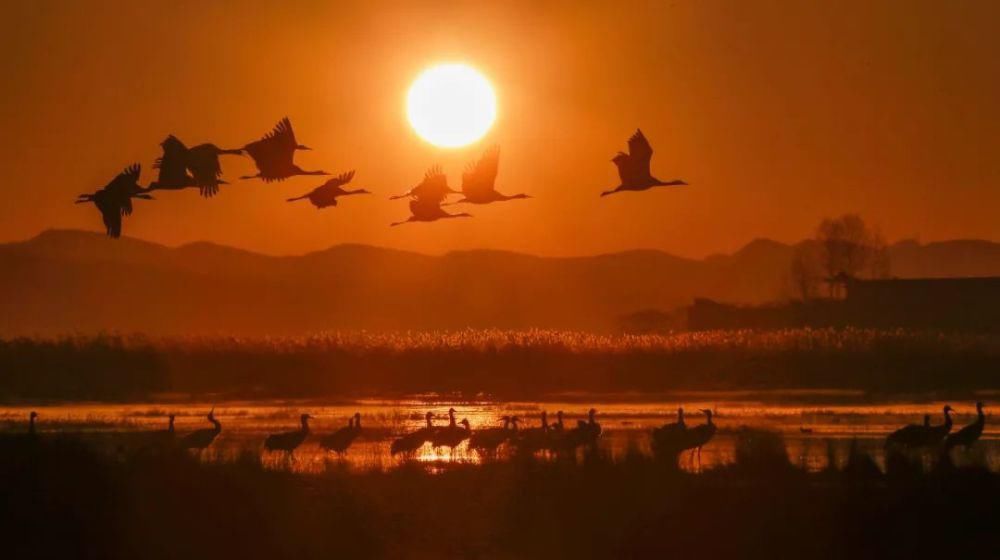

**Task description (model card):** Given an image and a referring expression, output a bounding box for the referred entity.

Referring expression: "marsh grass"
[2,328,999,401]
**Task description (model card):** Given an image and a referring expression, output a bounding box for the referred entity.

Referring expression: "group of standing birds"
[390,407,602,459]
[76,120,687,238]
[885,402,986,453]
[651,407,717,467]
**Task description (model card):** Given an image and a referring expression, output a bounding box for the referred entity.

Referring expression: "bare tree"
[789,215,890,300]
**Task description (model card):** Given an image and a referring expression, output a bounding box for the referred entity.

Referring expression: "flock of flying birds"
[75,117,688,238]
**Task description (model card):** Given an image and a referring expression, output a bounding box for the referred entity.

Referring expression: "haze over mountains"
[2,230,1000,335]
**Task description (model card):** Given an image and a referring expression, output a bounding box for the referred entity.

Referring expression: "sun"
[407,64,497,148]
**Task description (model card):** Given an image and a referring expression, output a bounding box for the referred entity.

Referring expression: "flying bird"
[390,167,471,226]
[601,129,687,197]
[287,170,370,208]
[453,146,530,204]
[75,163,153,238]
[147,136,243,197]
[389,164,460,201]
[186,142,243,197]
[241,117,328,182]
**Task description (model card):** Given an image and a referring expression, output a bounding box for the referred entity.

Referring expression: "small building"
[844,277,1000,331]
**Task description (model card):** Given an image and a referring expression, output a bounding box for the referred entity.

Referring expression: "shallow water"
[1,395,996,473]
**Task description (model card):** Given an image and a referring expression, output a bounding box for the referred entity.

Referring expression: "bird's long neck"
[705,412,714,426]
[502,418,510,430]
[426,415,433,428]
[678,409,685,426]
[168,417,175,433]
[448,411,456,427]
[354,415,361,430]
[211,417,221,432]
[977,405,985,424]
[301,417,310,433]
[943,409,952,429]
[29,415,36,435]
[344,189,368,196]
[541,412,548,430]
[588,411,596,425]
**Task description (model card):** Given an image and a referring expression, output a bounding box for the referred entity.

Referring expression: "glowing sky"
[2,1,998,257]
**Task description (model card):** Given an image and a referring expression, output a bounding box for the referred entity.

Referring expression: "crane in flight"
[453,146,530,204]
[390,167,471,226]
[75,163,153,238]
[601,129,687,197]
[240,117,328,182]
[287,170,370,209]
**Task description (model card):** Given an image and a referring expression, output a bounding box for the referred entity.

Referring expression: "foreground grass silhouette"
[2,328,999,400]
[1,430,996,559]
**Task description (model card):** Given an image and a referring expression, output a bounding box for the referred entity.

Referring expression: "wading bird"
[469,416,514,455]
[390,168,472,226]
[569,408,602,448]
[390,411,437,456]
[681,409,716,468]
[287,170,369,209]
[453,146,530,204]
[28,411,38,437]
[601,129,687,197]
[320,412,362,455]
[652,407,687,454]
[264,413,313,456]
[945,402,985,451]
[241,117,327,182]
[389,165,459,200]
[76,164,153,238]
[432,414,472,458]
[180,409,221,452]
[517,411,550,453]
[885,413,934,449]
[923,405,955,447]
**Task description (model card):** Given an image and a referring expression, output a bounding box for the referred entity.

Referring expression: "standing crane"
[432,415,472,459]
[240,117,328,182]
[264,413,313,457]
[680,409,717,469]
[569,408,602,448]
[601,129,687,197]
[320,412,363,455]
[452,146,530,204]
[885,413,933,449]
[517,411,550,453]
[179,409,222,452]
[945,402,986,451]
[390,411,437,456]
[922,405,955,447]
[652,407,687,455]
[469,415,514,456]
[287,171,370,209]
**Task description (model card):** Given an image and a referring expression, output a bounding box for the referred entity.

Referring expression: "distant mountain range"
[2,230,999,335]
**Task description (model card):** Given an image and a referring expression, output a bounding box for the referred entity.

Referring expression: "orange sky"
[2,1,998,258]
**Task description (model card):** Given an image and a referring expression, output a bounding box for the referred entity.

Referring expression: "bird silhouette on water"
[680,409,716,468]
[469,415,516,456]
[431,409,471,459]
[885,412,935,450]
[265,413,313,457]
[945,402,985,451]
[76,163,153,238]
[601,129,687,197]
[287,170,370,209]
[320,412,362,455]
[452,146,530,205]
[241,117,328,182]
[180,409,222,453]
[652,407,686,455]
[391,411,438,456]
[391,167,472,226]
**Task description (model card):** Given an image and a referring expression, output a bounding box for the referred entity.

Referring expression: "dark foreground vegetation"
[1,430,997,559]
[2,329,1000,401]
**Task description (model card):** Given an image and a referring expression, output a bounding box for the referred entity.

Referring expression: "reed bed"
[2,328,999,401]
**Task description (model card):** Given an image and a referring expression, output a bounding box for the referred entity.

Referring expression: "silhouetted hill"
[1,230,999,335]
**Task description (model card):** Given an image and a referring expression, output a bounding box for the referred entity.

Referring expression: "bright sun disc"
[407,64,497,148]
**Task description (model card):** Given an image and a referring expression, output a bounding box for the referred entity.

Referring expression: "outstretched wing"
[461,146,499,197]
[305,170,355,207]
[244,117,296,173]
[154,136,192,186]
[95,195,123,238]
[105,163,142,195]
[188,144,225,181]
[627,129,653,179]
[414,165,450,204]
